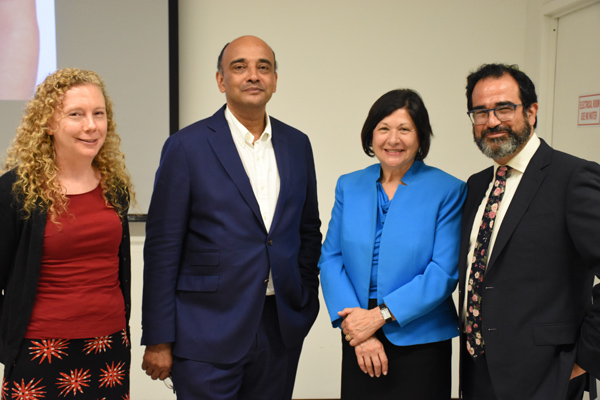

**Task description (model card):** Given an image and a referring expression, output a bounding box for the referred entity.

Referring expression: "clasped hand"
[339,307,389,377]
[339,307,386,347]
[355,336,388,377]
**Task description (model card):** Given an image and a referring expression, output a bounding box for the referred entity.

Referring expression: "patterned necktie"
[465,165,511,359]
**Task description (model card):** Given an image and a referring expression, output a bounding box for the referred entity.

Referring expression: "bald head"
[217,36,277,74]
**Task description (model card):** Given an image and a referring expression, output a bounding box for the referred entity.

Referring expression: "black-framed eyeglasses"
[467,104,523,125]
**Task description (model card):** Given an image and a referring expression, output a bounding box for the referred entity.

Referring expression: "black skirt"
[2,329,130,399]
[340,299,452,400]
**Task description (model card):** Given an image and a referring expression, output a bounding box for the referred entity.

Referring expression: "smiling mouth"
[79,138,98,144]
[482,125,510,137]
[385,149,404,154]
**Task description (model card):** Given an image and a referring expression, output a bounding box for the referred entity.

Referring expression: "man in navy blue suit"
[141,35,322,400]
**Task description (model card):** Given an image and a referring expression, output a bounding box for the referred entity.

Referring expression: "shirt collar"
[225,106,272,146]
[494,132,541,174]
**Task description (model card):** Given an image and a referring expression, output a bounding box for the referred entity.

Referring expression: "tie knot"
[496,165,511,180]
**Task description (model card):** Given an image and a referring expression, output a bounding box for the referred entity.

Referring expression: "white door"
[551,3,600,398]
[552,1,600,162]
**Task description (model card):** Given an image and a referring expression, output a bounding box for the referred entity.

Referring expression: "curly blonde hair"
[2,68,135,222]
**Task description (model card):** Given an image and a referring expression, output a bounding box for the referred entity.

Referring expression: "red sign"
[578,94,600,126]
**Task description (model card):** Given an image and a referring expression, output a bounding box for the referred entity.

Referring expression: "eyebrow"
[471,101,518,110]
[229,58,273,67]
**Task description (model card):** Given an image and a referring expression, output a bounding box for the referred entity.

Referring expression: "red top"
[25,185,126,339]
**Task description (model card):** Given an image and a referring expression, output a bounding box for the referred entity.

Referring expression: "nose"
[486,110,502,127]
[83,114,96,131]
[388,130,401,144]
[247,65,259,82]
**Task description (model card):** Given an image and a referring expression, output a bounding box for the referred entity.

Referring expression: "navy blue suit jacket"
[141,106,321,364]
[458,139,600,399]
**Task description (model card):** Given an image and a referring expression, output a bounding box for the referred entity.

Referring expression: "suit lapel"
[487,141,552,270]
[270,118,289,231]
[205,107,265,230]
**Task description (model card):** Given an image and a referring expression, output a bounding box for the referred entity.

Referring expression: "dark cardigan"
[0,169,131,373]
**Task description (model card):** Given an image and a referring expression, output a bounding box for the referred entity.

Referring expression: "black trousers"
[460,344,590,400]
[341,328,452,400]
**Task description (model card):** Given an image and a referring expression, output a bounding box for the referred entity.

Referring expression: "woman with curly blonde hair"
[0,68,134,399]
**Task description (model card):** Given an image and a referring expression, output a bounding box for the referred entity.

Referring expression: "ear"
[272,72,278,94]
[47,116,58,135]
[526,102,538,126]
[216,71,226,94]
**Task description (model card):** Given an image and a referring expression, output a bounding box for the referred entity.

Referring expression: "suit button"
[268,240,273,246]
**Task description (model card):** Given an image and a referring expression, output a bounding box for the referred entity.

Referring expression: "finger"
[356,355,368,374]
[338,308,351,318]
[152,369,165,380]
[365,357,375,377]
[372,356,382,377]
[380,351,389,376]
[159,370,171,381]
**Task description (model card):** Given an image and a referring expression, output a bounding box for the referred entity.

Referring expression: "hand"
[339,307,385,347]
[354,336,388,377]
[142,343,173,380]
[570,363,586,380]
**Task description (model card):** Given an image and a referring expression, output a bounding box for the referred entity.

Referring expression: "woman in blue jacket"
[319,89,466,399]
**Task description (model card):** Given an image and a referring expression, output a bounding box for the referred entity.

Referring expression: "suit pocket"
[532,322,579,345]
[185,251,220,266]
[176,275,219,292]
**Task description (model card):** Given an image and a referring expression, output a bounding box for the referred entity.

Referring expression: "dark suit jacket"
[141,106,322,364]
[458,139,600,400]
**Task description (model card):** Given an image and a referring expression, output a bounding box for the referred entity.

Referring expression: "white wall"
[4,1,595,399]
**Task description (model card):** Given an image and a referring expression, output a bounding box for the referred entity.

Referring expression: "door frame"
[538,0,600,144]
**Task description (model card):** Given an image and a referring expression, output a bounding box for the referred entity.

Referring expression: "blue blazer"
[141,106,322,364]
[319,161,466,345]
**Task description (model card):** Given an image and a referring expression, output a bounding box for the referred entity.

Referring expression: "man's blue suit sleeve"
[142,135,191,346]
[297,138,322,298]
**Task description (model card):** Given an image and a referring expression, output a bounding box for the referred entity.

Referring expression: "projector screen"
[0,0,174,215]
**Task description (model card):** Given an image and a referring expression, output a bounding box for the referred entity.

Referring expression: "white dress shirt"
[462,133,541,324]
[225,106,280,295]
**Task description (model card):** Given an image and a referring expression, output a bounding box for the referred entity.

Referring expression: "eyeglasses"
[164,375,174,392]
[467,104,522,125]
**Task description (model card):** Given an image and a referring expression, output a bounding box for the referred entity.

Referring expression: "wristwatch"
[379,303,393,324]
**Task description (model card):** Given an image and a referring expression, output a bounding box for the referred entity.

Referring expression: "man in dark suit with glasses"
[458,63,600,400]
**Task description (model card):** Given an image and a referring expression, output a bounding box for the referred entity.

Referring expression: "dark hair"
[217,41,278,73]
[217,42,230,73]
[466,63,538,128]
[361,89,432,161]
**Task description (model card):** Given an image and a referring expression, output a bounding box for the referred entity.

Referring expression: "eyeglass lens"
[471,105,518,125]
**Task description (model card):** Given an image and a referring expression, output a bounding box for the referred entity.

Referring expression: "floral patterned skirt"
[2,329,130,400]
